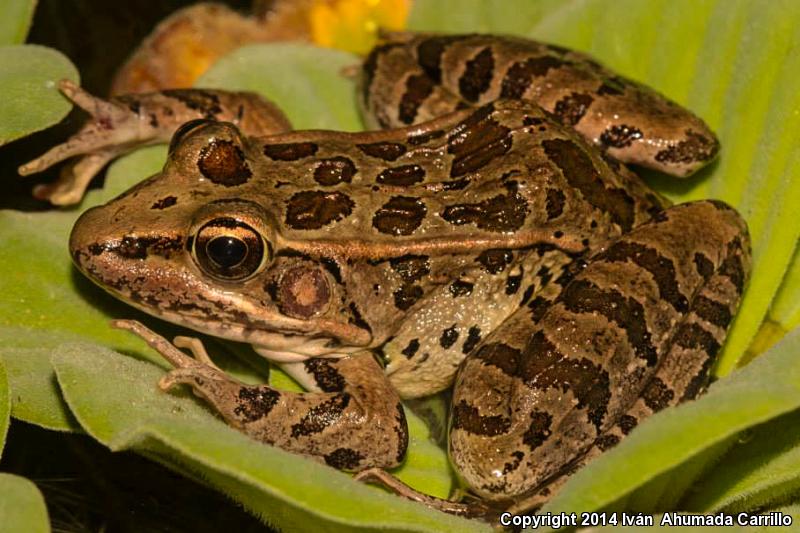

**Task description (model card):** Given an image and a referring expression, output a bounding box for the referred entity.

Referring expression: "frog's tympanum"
[23,34,750,518]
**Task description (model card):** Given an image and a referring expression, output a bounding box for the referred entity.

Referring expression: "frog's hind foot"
[19,80,140,205]
[354,467,493,519]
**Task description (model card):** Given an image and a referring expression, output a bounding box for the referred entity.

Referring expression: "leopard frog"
[23,33,750,517]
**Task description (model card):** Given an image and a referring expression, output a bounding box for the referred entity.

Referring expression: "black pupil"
[206,236,247,268]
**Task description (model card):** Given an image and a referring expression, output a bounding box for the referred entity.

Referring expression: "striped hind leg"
[449,200,749,505]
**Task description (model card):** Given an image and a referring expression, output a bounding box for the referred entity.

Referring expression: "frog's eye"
[169,119,217,154]
[192,217,270,281]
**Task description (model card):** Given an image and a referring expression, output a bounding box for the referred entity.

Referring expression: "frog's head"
[70,121,372,360]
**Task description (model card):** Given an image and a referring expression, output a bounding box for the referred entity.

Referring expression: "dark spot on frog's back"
[357,141,407,161]
[285,191,354,230]
[151,195,177,210]
[552,92,594,126]
[372,196,426,236]
[407,129,444,146]
[314,157,356,186]
[198,140,252,186]
[542,138,635,231]
[376,164,426,186]
[458,47,495,102]
[447,104,513,177]
[441,183,528,232]
[263,141,318,161]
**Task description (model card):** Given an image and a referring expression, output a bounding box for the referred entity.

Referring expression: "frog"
[21,33,750,519]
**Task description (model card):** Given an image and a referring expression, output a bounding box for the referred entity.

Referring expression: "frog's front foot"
[112,320,409,470]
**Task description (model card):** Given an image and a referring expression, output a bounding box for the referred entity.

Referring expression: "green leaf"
[766,245,800,332]
[542,327,800,517]
[0,0,37,45]
[0,44,79,146]
[0,355,9,457]
[683,409,800,513]
[51,343,487,533]
[197,43,363,131]
[0,473,50,533]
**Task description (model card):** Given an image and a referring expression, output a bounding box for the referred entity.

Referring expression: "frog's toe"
[159,365,220,391]
[58,79,127,120]
[31,152,115,205]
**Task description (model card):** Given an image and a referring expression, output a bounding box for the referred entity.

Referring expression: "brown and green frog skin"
[24,33,750,517]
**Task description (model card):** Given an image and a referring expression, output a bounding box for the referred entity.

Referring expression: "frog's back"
[245,100,664,260]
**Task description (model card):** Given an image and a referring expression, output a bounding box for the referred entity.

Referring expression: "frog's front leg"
[450,200,749,505]
[113,320,407,470]
[19,80,290,205]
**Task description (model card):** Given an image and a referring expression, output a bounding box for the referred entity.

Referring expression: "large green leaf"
[0,44,79,146]
[683,409,800,513]
[0,0,37,46]
[0,474,50,533]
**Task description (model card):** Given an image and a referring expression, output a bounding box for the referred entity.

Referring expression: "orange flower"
[310,0,410,54]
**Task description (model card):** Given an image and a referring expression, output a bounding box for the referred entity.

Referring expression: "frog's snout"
[69,205,107,267]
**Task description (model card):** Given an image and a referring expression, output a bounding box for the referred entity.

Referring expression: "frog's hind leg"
[505,229,750,514]
[112,320,408,471]
[19,80,291,205]
[449,200,749,505]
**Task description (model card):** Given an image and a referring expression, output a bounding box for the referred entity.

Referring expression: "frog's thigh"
[385,246,572,399]
[449,200,749,501]
[167,351,407,470]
